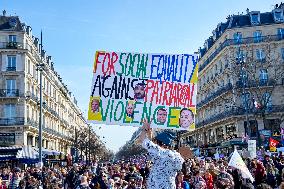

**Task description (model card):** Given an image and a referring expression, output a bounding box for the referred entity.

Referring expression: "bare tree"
[222,37,284,133]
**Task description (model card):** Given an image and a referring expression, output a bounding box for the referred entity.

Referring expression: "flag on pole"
[269,138,279,152]
[228,150,254,182]
[269,138,279,147]
[253,98,261,109]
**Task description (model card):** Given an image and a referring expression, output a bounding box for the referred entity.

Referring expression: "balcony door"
[4,104,16,119]
[6,79,16,97]
[7,56,16,71]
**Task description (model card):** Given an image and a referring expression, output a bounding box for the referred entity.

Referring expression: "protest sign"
[229,150,254,182]
[88,51,198,130]
[247,140,256,159]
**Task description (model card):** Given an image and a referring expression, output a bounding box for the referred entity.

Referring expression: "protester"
[137,119,185,189]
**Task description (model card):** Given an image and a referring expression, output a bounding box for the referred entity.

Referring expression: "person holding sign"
[138,119,185,189]
[179,108,194,130]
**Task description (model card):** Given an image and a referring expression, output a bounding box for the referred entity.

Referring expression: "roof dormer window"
[273,9,284,22]
[250,11,260,25]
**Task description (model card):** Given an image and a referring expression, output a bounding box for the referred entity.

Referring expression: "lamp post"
[74,127,78,163]
[36,31,44,167]
[236,46,249,138]
[88,125,91,165]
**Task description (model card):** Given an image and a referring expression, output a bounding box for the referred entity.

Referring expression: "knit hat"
[155,131,176,146]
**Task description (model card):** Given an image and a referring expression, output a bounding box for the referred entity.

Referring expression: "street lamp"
[36,31,44,167]
[236,46,249,138]
[88,125,91,165]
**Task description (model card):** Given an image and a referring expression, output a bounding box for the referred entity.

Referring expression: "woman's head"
[177,171,184,182]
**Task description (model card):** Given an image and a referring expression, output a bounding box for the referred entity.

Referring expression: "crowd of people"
[1,152,284,189]
[0,122,283,189]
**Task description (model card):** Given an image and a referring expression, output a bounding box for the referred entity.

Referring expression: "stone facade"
[0,14,88,154]
[181,6,284,147]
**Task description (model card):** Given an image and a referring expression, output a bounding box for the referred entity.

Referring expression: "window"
[234,32,242,44]
[256,49,265,61]
[4,104,16,118]
[6,79,16,96]
[282,48,284,60]
[262,92,272,110]
[236,50,245,63]
[277,28,284,39]
[250,12,260,25]
[259,69,268,85]
[8,35,16,42]
[242,92,251,110]
[26,105,29,119]
[27,59,31,74]
[274,10,284,22]
[7,55,16,71]
[239,70,248,86]
[253,31,262,43]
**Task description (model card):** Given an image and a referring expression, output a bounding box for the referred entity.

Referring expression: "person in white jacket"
[138,119,185,189]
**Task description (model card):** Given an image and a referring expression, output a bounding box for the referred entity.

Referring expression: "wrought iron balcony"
[27,118,71,140]
[27,117,39,128]
[199,35,284,72]
[43,127,71,140]
[0,117,24,126]
[196,105,284,128]
[6,67,16,71]
[197,83,232,108]
[0,42,24,49]
[0,89,19,97]
[236,79,276,88]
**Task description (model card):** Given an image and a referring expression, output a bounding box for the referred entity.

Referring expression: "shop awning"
[16,146,38,159]
[42,148,61,156]
[221,138,247,147]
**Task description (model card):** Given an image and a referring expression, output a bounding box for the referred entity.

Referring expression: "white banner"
[88,51,198,131]
[228,150,254,182]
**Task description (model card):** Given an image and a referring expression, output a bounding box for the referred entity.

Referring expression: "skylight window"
[250,12,260,25]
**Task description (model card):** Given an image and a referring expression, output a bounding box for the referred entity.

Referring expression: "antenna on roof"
[2,10,6,16]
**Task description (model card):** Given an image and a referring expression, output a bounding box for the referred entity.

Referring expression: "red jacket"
[204,174,214,189]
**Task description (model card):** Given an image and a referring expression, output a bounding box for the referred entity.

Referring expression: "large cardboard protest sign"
[88,51,198,130]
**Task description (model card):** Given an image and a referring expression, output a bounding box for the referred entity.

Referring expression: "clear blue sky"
[2,0,279,152]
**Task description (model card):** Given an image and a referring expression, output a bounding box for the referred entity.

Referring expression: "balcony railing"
[27,92,60,119]
[27,118,71,140]
[198,79,278,109]
[27,117,39,128]
[236,79,276,88]
[0,89,19,97]
[0,117,24,126]
[0,42,24,49]
[196,105,284,128]
[6,67,16,71]
[197,83,232,108]
[199,35,284,72]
